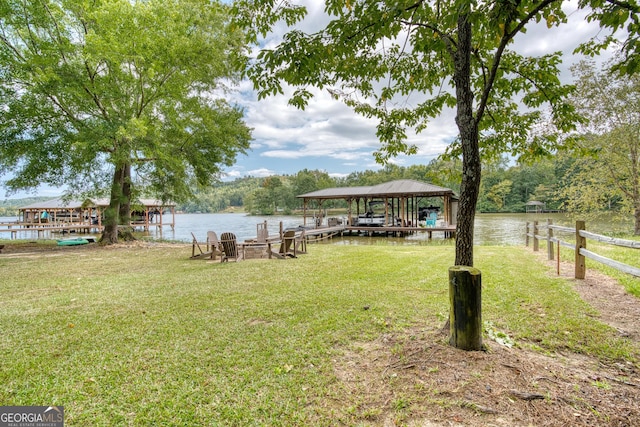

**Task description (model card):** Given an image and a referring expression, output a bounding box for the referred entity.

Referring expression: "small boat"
[57,237,90,246]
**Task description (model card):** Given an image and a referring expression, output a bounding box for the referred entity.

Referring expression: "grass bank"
[1,241,638,425]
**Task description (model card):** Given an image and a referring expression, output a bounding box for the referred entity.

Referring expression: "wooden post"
[449,266,482,351]
[525,222,530,247]
[533,221,539,252]
[575,220,586,279]
[547,219,554,261]
[556,240,560,276]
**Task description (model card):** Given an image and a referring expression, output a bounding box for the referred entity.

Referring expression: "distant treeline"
[180,153,620,216]
[1,153,625,218]
[0,196,51,217]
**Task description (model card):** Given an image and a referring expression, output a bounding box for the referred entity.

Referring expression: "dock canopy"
[525,200,546,213]
[18,197,176,231]
[297,179,458,228]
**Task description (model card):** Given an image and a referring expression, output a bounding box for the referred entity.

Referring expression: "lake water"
[2,212,634,245]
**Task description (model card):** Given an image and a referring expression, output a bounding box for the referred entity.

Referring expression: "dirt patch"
[331,328,639,426]
[551,256,640,341]
[329,256,640,426]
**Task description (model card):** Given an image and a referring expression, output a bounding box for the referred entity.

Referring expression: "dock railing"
[525,219,640,279]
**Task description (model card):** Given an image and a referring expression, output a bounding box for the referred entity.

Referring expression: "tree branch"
[604,0,640,13]
[477,0,561,123]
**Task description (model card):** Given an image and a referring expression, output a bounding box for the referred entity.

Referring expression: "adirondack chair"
[256,221,269,243]
[206,231,224,261]
[190,232,213,259]
[219,232,244,262]
[273,230,297,259]
[294,229,307,254]
[425,212,438,228]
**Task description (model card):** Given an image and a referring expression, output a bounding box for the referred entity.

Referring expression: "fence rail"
[526,219,640,279]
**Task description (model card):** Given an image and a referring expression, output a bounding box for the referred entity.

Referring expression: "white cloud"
[225,1,619,180]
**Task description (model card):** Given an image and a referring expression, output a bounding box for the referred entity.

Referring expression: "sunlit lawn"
[1,241,637,425]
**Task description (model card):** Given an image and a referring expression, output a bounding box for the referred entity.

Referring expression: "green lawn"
[1,241,637,425]
[536,234,640,297]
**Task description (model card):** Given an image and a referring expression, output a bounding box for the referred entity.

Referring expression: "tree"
[0,0,251,243]
[233,0,595,266]
[562,60,640,233]
[486,179,513,211]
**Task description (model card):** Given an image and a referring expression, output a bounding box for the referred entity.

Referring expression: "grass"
[1,240,638,425]
[584,238,640,297]
[538,234,640,297]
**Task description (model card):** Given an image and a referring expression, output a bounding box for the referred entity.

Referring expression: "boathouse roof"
[19,198,174,210]
[297,179,456,200]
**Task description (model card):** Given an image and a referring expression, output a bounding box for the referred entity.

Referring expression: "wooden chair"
[294,230,307,254]
[256,221,269,243]
[191,232,213,259]
[273,230,297,259]
[220,232,244,262]
[206,231,223,261]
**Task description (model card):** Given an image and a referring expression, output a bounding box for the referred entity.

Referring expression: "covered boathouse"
[13,198,176,236]
[297,179,458,238]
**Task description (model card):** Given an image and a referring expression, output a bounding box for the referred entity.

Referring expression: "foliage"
[0,196,52,216]
[180,176,263,213]
[0,0,251,242]
[176,152,629,218]
[559,60,640,234]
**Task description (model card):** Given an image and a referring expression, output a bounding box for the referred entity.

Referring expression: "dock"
[1,197,177,240]
[302,224,456,240]
[0,222,100,239]
[0,220,171,239]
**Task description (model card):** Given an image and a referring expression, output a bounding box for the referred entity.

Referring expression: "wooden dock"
[302,224,455,240]
[0,220,171,239]
[0,222,100,239]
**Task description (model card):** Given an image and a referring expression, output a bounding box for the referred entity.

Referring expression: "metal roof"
[297,179,456,199]
[19,198,175,210]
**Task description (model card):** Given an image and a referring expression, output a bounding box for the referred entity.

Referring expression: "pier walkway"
[303,224,456,240]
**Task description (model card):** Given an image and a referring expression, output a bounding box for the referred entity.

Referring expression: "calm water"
[2,212,633,245]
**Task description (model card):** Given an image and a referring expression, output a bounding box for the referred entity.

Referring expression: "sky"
[1,1,616,199]
[221,1,608,180]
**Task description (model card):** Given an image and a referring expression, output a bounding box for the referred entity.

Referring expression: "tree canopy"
[0,0,252,243]
[560,59,640,234]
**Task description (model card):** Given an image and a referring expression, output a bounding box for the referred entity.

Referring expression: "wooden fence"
[525,219,640,279]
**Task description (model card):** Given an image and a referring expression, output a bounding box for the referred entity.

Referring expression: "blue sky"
[2,1,613,198]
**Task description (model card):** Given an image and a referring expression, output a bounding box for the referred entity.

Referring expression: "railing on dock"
[525,219,640,279]
[0,218,171,239]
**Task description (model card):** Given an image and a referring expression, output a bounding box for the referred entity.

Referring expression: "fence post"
[547,219,554,261]
[533,221,539,252]
[525,222,530,247]
[575,220,586,279]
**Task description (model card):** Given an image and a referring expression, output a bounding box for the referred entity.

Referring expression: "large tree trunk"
[119,163,131,226]
[635,203,640,235]
[453,13,481,267]
[101,164,126,244]
[118,163,136,241]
